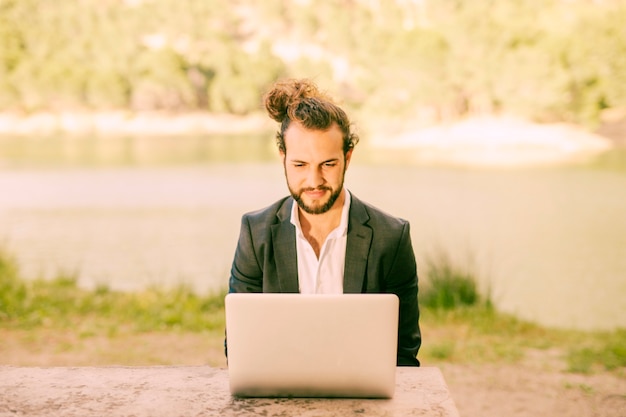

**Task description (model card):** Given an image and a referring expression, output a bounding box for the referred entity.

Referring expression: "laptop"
[225,293,399,398]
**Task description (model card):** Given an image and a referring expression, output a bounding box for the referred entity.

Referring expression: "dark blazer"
[229,193,421,366]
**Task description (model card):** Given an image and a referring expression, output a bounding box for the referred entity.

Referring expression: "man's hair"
[263,78,359,154]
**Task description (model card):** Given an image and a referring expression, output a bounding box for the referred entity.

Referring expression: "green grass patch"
[416,250,625,373]
[419,250,484,310]
[567,330,626,373]
[0,248,225,333]
[2,248,624,374]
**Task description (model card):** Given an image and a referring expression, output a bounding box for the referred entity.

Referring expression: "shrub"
[0,250,26,321]
[420,251,480,310]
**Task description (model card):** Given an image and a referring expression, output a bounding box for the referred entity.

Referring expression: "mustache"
[300,186,332,193]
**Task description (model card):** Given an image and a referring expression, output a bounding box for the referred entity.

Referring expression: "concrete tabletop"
[0,366,459,417]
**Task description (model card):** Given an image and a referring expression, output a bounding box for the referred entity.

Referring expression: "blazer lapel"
[271,198,299,293]
[343,194,372,293]
[271,194,372,294]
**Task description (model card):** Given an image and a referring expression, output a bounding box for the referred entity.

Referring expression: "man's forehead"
[285,120,341,135]
[283,139,344,160]
[285,122,342,143]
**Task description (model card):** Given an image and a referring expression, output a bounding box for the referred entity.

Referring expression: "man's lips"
[303,188,329,199]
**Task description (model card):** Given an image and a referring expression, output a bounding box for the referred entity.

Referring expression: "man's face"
[281,122,352,215]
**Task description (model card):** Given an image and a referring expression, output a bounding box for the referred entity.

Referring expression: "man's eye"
[324,163,336,167]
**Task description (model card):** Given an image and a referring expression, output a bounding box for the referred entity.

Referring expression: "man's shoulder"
[242,196,292,224]
[351,194,409,230]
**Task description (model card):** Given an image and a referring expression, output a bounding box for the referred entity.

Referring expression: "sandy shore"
[367,116,614,167]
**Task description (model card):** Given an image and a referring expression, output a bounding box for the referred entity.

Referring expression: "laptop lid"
[225,293,399,398]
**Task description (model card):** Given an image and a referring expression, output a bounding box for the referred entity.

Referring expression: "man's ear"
[279,150,286,163]
[344,149,353,168]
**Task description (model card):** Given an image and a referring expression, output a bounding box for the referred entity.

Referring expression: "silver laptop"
[225,293,399,398]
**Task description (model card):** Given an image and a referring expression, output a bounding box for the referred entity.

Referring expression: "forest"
[1,0,625,128]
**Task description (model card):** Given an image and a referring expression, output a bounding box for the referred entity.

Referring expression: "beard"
[289,184,343,215]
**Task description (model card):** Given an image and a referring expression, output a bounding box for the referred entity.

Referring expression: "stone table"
[0,366,459,416]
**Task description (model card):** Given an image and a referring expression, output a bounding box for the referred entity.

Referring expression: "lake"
[0,134,625,331]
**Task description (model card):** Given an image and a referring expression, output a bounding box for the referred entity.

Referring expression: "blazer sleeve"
[229,214,263,293]
[386,222,421,366]
[225,214,263,359]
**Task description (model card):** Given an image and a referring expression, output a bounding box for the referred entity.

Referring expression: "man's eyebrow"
[288,158,339,164]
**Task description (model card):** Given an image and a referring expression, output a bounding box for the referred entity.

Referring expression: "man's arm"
[386,222,421,366]
[229,214,263,293]
[226,214,264,359]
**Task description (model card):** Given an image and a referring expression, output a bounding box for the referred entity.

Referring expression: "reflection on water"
[0,135,625,331]
[0,133,277,167]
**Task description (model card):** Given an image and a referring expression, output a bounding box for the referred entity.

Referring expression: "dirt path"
[442,363,625,417]
[1,330,624,417]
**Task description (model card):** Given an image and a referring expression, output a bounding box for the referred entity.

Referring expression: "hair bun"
[264,78,331,123]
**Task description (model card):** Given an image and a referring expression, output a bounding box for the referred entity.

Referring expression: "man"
[228,78,421,366]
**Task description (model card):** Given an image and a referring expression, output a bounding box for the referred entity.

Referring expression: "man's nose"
[306,166,324,188]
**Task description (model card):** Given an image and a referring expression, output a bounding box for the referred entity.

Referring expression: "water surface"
[1,134,624,331]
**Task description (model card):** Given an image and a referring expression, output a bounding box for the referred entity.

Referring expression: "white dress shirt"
[290,190,351,294]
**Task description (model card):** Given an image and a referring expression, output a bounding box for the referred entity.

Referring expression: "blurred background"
[0,0,625,331]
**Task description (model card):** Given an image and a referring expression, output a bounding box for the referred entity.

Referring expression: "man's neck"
[298,191,345,256]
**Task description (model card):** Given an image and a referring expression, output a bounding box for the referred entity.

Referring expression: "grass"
[1,248,625,374]
[417,250,626,374]
[419,250,481,310]
[0,249,225,333]
[566,330,626,373]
